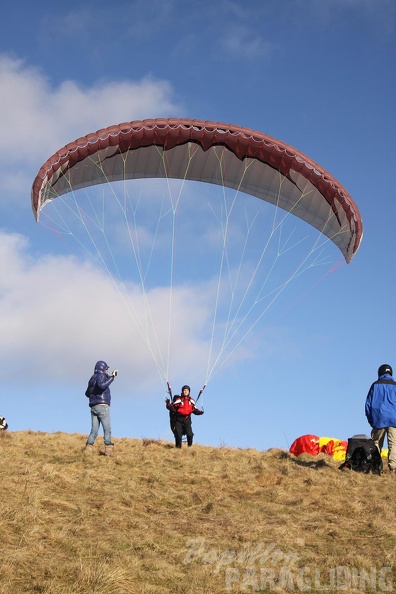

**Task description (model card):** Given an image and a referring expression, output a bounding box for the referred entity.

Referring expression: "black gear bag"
[339,434,383,475]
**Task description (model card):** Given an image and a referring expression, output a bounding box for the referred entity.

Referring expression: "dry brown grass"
[0,430,395,593]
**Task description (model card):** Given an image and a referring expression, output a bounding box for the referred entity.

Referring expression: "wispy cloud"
[219,25,274,61]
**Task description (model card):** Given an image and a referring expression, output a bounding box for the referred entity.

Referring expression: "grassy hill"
[0,430,395,594]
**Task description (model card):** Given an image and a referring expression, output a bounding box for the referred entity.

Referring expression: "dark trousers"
[174,415,193,448]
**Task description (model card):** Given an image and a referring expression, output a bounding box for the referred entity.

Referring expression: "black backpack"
[339,434,383,475]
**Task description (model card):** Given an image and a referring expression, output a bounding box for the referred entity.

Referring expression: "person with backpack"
[84,360,118,456]
[166,385,204,448]
[365,363,396,473]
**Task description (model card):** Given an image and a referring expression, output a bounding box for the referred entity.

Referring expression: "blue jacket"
[365,373,396,428]
[85,371,114,407]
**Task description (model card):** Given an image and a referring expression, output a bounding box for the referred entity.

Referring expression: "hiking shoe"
[84,444,94,454]
[105,444,114,457]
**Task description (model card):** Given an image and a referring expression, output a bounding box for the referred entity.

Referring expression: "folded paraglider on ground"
[289,434,388,462]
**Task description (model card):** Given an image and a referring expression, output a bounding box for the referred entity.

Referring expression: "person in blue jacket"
[365,363,396,472]
[84,360,118,456]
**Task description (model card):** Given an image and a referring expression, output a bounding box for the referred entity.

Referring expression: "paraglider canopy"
[289,434,348,461]
[31,119,363,389]
[31,118,362,263]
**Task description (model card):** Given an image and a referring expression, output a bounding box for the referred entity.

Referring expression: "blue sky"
[1,0,395,451]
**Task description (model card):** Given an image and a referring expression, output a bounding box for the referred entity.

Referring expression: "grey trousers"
[371,426,396,470]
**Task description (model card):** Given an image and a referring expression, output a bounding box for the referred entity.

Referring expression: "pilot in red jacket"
[166,385,204,448]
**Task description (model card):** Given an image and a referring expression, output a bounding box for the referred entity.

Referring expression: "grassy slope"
[0,430,395,594]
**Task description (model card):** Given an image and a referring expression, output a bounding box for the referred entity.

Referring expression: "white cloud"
[0,54,182,207]
[0,230,216,393]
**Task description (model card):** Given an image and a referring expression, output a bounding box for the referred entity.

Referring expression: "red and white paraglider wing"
[32,118,362,263]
